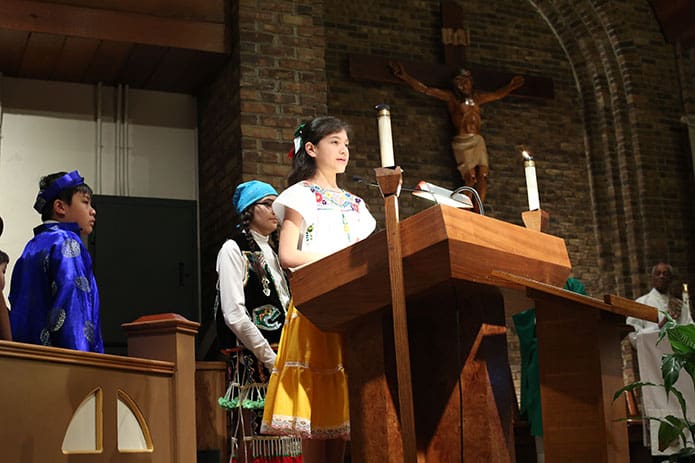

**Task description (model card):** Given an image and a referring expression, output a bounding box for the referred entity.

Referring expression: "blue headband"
[33,170,85,213]
[232,180,278,214]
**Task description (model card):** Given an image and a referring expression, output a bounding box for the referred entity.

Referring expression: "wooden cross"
[348,1,554,99]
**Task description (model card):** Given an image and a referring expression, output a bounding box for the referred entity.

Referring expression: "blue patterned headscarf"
[232,180,278,214]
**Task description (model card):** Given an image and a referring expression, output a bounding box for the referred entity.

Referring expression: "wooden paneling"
[0,0,228,53]
[146,47,227,93]
[82,40,133,85]
[18,31,63,76]
[494,272,637,462]
[117,43,167,89]
[0,0,230,93]
[53,35,99,81]
[40,0,226,23]
[0,28,28,73]
[195,361,227,462]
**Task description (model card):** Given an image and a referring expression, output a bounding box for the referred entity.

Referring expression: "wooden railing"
[0,313,228,463]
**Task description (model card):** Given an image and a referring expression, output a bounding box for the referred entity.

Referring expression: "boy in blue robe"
[1,248,12,341]
[9,170,103,353]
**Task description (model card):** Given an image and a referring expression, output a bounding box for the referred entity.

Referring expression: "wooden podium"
[289,205,571,461]
[492,272,658,463]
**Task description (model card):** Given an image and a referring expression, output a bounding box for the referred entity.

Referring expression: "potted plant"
[615,313,695,459]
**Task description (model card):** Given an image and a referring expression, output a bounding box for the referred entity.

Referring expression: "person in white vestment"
[626,261,694,458]
[626,262,692,347]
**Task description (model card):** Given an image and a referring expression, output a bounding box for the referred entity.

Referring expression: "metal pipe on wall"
[115,84,122,195]
[123,85,129,196]
[0,73,4,157]
[95,82,103,194]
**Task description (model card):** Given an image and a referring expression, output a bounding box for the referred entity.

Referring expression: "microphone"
[352,175,423,194]
[351,175,380,188]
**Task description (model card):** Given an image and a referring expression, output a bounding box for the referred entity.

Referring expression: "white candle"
[522,150,540,211]
[375,104,395,167]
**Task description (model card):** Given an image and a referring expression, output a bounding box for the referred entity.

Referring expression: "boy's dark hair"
[0,249,8,265]
[287,116,352,186]
[38,172,93,221]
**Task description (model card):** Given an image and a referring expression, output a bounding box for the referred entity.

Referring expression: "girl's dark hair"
[233,203,279,286]
[0,249,9,265]
[39,172,94,221]
[287,116,352,186]
[235,207,279,251]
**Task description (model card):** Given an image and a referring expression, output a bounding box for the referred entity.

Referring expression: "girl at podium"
[261,117,376,462]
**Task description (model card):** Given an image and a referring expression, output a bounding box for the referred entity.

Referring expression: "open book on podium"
[410,181,474,209]
[287,204,571,462]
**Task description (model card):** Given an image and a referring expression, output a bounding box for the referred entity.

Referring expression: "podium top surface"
[493,271,658,322]
[290,205,572,330]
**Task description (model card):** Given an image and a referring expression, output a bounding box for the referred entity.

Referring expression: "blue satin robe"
[9,222,103,353]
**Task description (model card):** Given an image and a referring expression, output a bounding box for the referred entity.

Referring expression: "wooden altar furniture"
[492,271,658,463]
[195,360,228,462]
[289,205,571,462]
[0,313,200,462]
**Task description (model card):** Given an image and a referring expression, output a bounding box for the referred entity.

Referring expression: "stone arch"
[529,0,651,296]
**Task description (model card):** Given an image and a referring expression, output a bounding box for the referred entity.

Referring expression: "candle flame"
[521,150,532,160]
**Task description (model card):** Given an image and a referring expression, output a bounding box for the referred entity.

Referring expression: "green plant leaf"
[666,387,689,422]
[682,354,695,387]
[616,322,695,454]
[613,381,660,402]
[662,354,686,394]
[668,324,695,354]
[659,311,678,344]
[658,415,688,451]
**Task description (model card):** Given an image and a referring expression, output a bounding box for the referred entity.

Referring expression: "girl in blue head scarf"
[215,180,294,457]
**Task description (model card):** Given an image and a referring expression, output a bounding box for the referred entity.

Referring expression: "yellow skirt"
[260,301,350,440]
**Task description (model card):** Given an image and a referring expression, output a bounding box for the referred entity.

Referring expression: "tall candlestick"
[684,283,691,316]
[376,104,395,167]
[522,150,540,211]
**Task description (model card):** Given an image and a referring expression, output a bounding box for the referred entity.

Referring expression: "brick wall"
[197,0,329,329]
[197,0,242,329]
[196,0,695,388]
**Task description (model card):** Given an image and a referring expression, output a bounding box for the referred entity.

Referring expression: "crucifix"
[348,2,554,206]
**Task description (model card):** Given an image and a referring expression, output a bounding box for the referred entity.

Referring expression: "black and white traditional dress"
[216,228,300,461]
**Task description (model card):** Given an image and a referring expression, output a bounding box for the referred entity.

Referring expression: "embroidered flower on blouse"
[305,224,314,243]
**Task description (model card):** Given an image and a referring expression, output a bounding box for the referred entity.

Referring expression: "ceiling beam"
[0,0,229,54]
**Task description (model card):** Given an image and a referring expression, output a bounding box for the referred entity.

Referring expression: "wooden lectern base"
[288,205,571,461]
[344,280,515,462]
